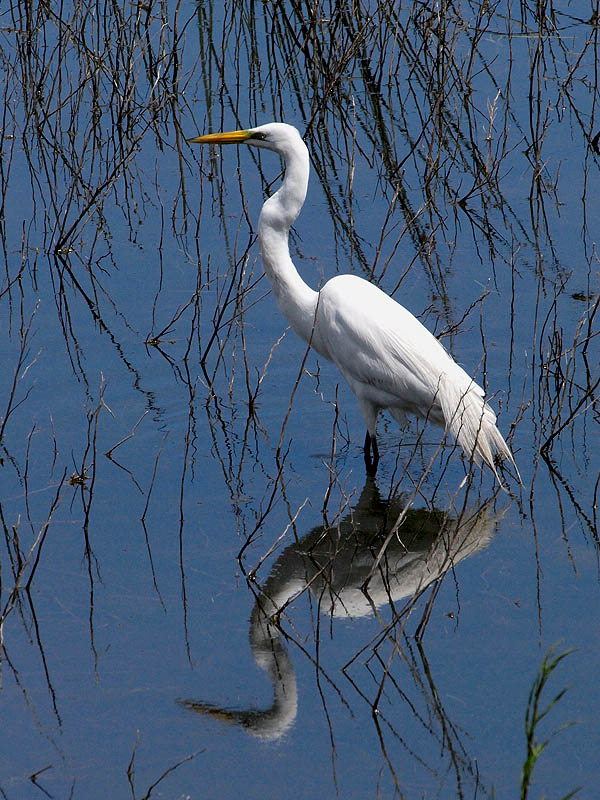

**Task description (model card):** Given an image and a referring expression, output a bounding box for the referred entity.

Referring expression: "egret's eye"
[249,131,267,141]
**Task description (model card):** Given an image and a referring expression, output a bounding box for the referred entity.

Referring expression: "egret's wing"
[316,276,517,479]
[317,275,466,406]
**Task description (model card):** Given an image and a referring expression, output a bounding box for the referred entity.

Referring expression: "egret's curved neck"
[257,139,318,345]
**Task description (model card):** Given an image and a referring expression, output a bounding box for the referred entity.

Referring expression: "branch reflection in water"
[180,479,505,742]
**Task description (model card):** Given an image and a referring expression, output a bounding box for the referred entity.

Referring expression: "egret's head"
[188,122,303,156]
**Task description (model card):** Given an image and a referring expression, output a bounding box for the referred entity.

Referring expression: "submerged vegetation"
[0,1,598,797]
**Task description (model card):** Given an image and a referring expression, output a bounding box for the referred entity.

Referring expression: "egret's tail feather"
[438,373,520,487]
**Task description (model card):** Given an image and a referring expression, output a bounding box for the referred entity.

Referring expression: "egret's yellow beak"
[188,129,252,145]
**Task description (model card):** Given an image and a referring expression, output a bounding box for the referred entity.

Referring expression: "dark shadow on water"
[180,479,506,749]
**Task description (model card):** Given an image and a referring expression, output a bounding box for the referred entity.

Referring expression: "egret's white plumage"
[190,122,519,484]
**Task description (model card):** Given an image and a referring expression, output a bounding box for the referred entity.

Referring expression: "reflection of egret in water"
[179,480,506,740]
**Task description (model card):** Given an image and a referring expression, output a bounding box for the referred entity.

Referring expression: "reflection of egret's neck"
[178,593,298,741]
[243,602,298,739]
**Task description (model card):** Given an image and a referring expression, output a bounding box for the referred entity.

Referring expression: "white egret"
[189,123,519,484]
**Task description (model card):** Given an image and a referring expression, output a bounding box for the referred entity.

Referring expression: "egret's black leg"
[363,431,379,476]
